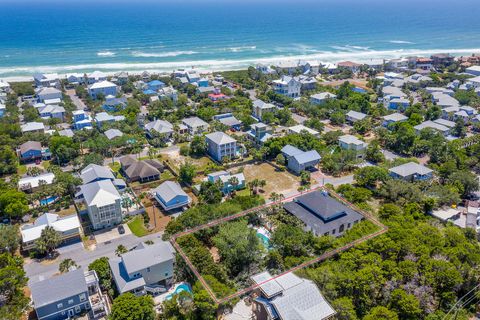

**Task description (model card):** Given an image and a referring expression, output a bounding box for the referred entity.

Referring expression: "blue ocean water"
[0,0,480,77]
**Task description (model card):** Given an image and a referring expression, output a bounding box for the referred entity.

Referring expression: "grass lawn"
[108,161,121,173]
[41,160,51,170]
[17,165,27,175]
[127,215,149,237]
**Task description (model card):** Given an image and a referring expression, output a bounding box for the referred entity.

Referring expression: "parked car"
[118,225,125,234]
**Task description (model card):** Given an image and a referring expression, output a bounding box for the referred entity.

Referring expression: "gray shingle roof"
[19,141,41,155]
[152,181,188,203]
[30,268,87,308]
[205,132,236,145]
[281,145,303,157]
[80,164,115,184]
[292,150,321,165]
[79,180,120,207]
[389,162,433,177]
[121,241,175,274]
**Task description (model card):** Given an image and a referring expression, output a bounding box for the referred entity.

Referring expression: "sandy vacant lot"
[243,162,300,198]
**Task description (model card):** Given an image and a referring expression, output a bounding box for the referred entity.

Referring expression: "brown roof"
[124,161,161,181]
[19,141,41,155]
[119,155,137,169]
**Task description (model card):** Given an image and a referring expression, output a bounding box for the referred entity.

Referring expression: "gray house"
[109,241,176,295]
[30,268,108,320]
[389,162,434,182]
[283,190,364,237]
[251,271,336,320]
[281,145,321,174]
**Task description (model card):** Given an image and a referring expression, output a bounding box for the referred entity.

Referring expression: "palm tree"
[35,226,61,257]
[59,258,78,273]
[148,147,159,159]
[115,244,128,256]
[258,179,267,193]
[228,176,239,197]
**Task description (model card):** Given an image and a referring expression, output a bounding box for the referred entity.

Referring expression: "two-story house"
[109,241,176,295]
[205,132,238,162]
[207,170,246,195]
[272,76,301,99]
[72,110,93,130]
[338,135,367,159]
[389,162,434,182]
[182,116,209,135]
[151,181,191,211]
[30,268,109,320]
[76,180,122,230]
[252,100,276,121]
[88,81,118,99]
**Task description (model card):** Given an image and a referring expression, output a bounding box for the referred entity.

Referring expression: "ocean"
[1,0,480,78]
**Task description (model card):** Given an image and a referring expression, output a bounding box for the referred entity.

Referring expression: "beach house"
[338,135,367,159]
[272,75,301,99]
[248,122,273,146]
[283,190,364,237]
[382,113,408,128]
[77,180,122,230]
[20,212,81,251]
[207,170,246,195]
[18,141,45,163]
[33,73,60,88]
[145,119,174,139]
[281,145,321,174]
[109,241,176,295]
[205,131,237,162]
[152,181,191,211]
[346,110,367,124]
[37,87,62,103]
[310,92,337,105]
[252,99,276,121]
[251,271,336,320]
[72,110,93,130]
[18,172,55,192]
[88,81,117,99]
[119,155,163,183]
[389,162,434,182]
[30,268,109,320]
[21,121,45,134]
[213,113,242,131]
[86,71,107,84]
[38,104,66,121]
[182,116,209,135]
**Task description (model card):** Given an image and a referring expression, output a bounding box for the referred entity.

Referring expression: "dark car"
[118,225,125,234]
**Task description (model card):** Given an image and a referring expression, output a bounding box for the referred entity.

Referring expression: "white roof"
[288,124,319,135]
[79,180,120,207]
[88,70,106,79]
[206,131,236,145]
[310,92,337,100]
[383,113,408,122]
[339,134,365,146]
[346,110,367,120]
[89,80,116,90]
[21,122,45,132]
[182,116,209,128]
[37,87,61,95]
[18,172,55,189]
[21,213,80,243]
[145,119,174,134]
[389,162,433,177]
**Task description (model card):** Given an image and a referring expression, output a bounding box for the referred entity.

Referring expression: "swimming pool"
[165,283,193,301]
[40,196,57,206]
[257,232,271,249]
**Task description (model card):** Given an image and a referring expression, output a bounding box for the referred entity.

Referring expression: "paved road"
[66,89,88,111]
[25,230,165,284]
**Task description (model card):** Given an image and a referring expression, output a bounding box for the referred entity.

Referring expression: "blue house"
[207,171,246,194]
[18,141,42,163]
[30,268,109,320]
[152,181,191,211]
[389,162,434,182]
[72,110,93,130]
[213,113,242,131]
[197,78,209,87]
[0,103,5,118]
[147,80,165,92]
[102,96,127,112]
[281,145,321,174]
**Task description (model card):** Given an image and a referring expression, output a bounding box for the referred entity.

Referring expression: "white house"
[33,73,60,88]
[182,116,209,135]
[338,135,367,159]
[252,99,276,121]
[272,76,301,99]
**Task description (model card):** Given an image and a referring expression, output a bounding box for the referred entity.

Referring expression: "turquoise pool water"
[40,196,57,206]
[165,283,192,301]
[257,232,271,250]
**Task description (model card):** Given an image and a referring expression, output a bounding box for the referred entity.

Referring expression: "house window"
[165,272,169,277]
[57,303,63,309]
[79,293,86,302]
[147,267,151,272]
[348,223,351,228]
[68,299,74,305]
[75,305,81,313]
[339,224,345,233]
[324,232,329,236]
[332,229,336,235]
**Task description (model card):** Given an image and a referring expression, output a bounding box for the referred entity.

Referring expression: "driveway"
[94,224,132,244]
[66,89,88,111]
[25,230,165,284]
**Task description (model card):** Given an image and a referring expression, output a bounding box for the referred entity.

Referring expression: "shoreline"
[2,48,480,83]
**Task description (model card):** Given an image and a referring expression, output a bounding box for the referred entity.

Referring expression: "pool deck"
[153,282,191,305]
